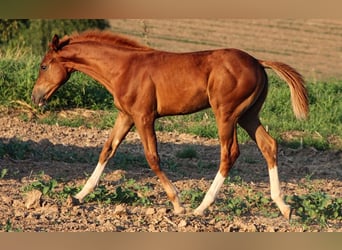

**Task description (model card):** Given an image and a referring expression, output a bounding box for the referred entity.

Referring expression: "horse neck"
[60,43,132,94]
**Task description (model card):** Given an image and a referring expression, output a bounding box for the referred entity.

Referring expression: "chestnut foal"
[32,31,308,219]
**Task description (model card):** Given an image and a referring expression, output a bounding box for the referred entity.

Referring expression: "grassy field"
[0,19,341,150]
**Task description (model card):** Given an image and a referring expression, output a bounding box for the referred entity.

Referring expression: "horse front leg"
[194,120,239,215]
[73,112,133,202]
[134,115,185,214]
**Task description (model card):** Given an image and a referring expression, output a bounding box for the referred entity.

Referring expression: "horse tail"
[259,60,309,120]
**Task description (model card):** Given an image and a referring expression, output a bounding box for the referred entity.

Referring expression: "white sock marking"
[268,166,290,216]
[269,166,282,201]
[194,172,225,215]
[74,161,107,200]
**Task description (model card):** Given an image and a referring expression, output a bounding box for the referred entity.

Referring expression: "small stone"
[24,190,42,209]
[178,219,187,228]
[14,207,25,218]
[96,214,106,224]
[215,220,224,229]
[0,194,12,205]
[114,204,126,215]
[209,218,216,225]
[145,207,156,215]
[103,221,117,231]
[157,207,167,215]
[131,206,141,214]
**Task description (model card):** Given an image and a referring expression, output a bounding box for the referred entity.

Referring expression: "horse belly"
[156,87,209,116]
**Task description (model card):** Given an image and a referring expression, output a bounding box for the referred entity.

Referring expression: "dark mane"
[60,30,152,50]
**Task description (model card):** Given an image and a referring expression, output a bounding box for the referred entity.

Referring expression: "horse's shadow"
[0,137,341,185]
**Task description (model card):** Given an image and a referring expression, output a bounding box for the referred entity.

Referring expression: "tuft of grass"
[220,195,249,217]
[0,168,8,179]
[21,176,152,206]
[38,113,88,128]
[176,146,198,159]
[0,138,33,160]
[287,192,342,227]
[22,179,58,196]
[78,181,152,206]
[180,188,205,209]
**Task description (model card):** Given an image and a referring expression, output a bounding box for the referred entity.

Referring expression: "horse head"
[31,34,71,107]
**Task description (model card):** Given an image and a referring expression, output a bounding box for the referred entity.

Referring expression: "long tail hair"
[259,60,309,120]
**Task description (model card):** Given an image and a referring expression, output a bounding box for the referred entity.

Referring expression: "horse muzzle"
[31,87,48,107]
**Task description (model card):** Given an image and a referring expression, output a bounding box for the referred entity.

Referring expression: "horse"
[31,30,308,219]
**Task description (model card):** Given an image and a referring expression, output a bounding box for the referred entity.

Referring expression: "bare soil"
[0,113,341,232]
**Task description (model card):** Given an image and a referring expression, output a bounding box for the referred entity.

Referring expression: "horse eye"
[40,65,48,71]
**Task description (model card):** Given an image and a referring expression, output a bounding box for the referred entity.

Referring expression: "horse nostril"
[31,93,38,105]
[31,91,42,106]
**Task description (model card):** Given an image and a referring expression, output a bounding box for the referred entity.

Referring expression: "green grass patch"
[218,176,342,227]
[287,192,342,226]
[261,75,341,149]
[176,146,198,159]
[180,187,205,209]
[22,178,58,196]
[21,176,153,206]
[0,138,33,160]
[0,54,113,110]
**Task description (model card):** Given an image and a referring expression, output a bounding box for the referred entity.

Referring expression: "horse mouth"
[32,85,58,107]
[32,89,55,107]
[38,98,47,107]
[31,94,47,107]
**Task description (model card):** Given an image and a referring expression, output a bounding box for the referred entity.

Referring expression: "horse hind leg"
[238,114,291,219]
[73,112,133,202]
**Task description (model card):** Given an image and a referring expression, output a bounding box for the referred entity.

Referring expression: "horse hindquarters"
[194,58,264,215]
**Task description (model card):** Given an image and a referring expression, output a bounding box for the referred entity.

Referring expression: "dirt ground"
[0,113,341,232]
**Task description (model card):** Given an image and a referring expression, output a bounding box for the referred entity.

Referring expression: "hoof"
[281,205,292,220]
[193,208,204,216]
[71,196,82,205]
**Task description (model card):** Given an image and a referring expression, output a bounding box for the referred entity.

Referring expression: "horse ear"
[59,35,70,48]
[51,34,60,51]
